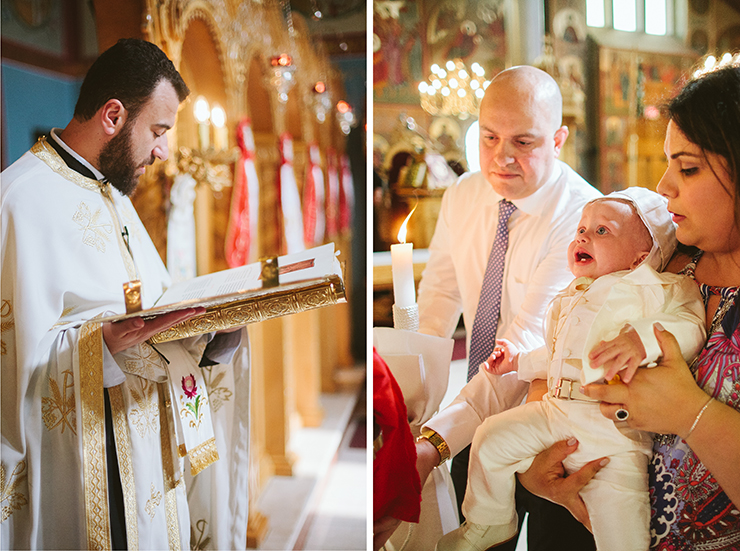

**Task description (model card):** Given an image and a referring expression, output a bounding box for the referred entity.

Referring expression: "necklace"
[680,250,740,338]
[655,252,739,446]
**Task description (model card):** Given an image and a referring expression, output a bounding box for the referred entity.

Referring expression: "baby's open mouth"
[576,252,592,262]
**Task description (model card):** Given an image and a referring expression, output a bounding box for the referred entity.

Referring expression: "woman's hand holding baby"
[584,324,709,436]
[480,339,519,375]
[588,325,646,383]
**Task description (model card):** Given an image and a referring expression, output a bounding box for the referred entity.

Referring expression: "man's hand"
[102,307,205,355]
[517,439,608,532]
[415,437,441,488]
[526,379,548,403]
[588,325,646,383]
[373,516,402,551]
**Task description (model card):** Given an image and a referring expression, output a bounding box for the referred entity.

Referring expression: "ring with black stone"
[615,408,630,421]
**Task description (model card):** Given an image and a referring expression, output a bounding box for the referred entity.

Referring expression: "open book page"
[93,243,343,326]
[155,242,340,306]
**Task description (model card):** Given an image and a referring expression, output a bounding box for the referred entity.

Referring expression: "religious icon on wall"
[373,0,424,104]
[426,0,505,76]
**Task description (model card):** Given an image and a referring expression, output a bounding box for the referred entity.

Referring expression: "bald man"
[414,67,602,549]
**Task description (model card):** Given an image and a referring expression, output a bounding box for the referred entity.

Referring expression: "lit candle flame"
[397,205,417,244]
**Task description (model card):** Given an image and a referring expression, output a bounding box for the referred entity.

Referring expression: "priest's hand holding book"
[103,307,206,355]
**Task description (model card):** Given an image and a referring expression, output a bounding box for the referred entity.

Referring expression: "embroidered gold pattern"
[120,203,141,241]
[123,343,166,380]
[149,276,345,343]
[31,138,103,193]
[31,138,137,280]
[79,322,111,549]
[188,437,219,476]
[158,383,182,550]
[73,202,113,252]
[129,380,160,438]
[202,366,232,413]
[41,369,77,435]
[190,519,212,551]
[1,299,13,356]
[99,197,137,281]
[145,484,163,520]
[109,385,139,550]
[1,461,28,522]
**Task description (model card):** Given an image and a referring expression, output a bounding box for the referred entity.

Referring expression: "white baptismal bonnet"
[588,187,677,271]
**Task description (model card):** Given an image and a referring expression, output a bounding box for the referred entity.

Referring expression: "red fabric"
[303,145,318,246]
[325,149,340,238]
[373,348,421,523]
[224,119,255,267]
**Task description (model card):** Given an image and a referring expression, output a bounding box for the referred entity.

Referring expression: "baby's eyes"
[577,226,609,235]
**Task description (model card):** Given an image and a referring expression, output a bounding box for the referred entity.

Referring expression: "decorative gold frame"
[151,274,346,343]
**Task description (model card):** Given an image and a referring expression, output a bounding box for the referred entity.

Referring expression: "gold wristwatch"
[416,428,451,465]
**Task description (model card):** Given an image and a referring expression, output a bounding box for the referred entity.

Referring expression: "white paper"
[373,327,454,427]
[157,242,340,306]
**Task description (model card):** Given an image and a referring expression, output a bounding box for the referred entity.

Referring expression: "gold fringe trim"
[158,383,182,551]
[109,385,139,550]
[188,437,219,476]
[79,322,111,550]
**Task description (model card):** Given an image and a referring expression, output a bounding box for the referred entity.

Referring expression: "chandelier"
[269,54,296,103]
[311,81,332,123]
[418,59,490,120]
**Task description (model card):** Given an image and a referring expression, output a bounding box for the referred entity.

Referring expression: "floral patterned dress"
[650,253,740,549]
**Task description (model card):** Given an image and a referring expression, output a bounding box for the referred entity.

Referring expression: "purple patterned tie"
[467,199,517,380]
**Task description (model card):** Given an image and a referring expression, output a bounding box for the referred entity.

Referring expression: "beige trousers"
[464,396,652,551]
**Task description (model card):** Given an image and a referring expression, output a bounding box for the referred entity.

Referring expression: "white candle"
[391,208,417,307]
[198,122,210,150]
[194,96,211,150]
[391,242,415,307]
[211,105,227,150]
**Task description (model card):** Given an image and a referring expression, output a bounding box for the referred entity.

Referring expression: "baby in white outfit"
[436,188,706,551]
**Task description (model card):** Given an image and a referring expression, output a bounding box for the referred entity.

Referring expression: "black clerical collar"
[46,133,99,181]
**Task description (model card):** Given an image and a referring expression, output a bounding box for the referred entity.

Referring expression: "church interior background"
[372,0,740,329]
[3,0,740,549]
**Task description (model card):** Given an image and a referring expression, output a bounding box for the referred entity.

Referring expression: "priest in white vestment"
[1,39,250,550]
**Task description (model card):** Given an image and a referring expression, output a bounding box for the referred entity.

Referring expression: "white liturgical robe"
[1,138,250,550]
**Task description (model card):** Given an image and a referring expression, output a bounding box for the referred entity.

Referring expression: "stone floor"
[256,386,368,551]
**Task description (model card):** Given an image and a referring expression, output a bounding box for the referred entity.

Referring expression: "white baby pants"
[464,396,652,551]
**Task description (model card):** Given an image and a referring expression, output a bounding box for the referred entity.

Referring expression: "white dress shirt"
[420,160,602,456]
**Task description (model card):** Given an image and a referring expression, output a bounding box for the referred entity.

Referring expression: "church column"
[505,0,544,65]
[255,316,295,476]
[246,321,271,548]
[285,310,325,427]
[194,184,214,275]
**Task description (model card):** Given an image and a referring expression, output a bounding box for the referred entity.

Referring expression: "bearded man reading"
[1,39,250,550]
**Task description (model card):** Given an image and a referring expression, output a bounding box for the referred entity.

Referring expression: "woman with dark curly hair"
[521,55,740,550]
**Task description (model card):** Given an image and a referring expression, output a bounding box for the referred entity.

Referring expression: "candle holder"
[177,146,240,193]
[393,303,419,332]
